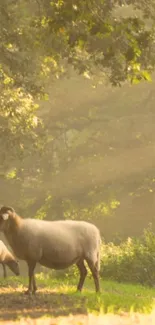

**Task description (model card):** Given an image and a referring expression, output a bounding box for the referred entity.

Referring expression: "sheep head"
[6,259,20,276]
[0,206,15,231]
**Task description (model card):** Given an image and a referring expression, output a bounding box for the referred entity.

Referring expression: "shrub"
[100,225,155,286]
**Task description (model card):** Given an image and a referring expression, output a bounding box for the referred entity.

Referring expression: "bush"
[100,225,155,286]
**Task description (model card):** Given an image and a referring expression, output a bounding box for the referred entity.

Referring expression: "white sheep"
[0,206,101,294]
[0,240,20,277]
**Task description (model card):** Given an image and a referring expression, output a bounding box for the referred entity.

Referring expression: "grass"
[0,274,155,318]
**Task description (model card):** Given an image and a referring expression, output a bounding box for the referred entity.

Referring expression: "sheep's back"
[17,219,101,262]
[23,219,100,245]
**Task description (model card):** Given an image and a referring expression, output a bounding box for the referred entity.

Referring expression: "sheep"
[0,206,101,294]
[0,240,20,278]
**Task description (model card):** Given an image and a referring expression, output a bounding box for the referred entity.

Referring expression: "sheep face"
[7,260,20,276]
[0,206,15,231]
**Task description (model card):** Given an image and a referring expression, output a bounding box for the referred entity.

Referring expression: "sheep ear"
[2,213,9,220]
[7,207,15,213]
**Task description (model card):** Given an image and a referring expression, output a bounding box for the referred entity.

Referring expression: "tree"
[1,0,155,90]
[1,0,155,93]
[1,0,155,167]
[1,0,155,240]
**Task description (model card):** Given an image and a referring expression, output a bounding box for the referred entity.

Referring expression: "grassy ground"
[0,274,155,324]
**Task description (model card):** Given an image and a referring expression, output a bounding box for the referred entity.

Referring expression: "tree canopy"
[1,0,155,90]
[1,0,155,240]
[1,0,155,166]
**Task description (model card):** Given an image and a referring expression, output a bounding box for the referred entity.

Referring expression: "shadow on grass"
[0,290,87,321]
[0,278,155,321]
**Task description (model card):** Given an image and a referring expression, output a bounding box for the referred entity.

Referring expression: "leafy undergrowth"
[100,227,155,286]
[0,274,155,324]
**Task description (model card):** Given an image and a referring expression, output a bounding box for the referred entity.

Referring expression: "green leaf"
[141,70,152,82]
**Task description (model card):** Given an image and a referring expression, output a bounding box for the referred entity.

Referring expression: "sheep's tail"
[96,250,100,272]
[96,231,102,272]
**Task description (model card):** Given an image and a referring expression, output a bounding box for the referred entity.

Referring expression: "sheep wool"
[0,206,101,294]
[0,240,20,277]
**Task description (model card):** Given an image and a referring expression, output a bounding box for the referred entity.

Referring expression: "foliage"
[1,0,155,90]
[1,0,155,240]
[100,225,155,286]
[0,72,43,172]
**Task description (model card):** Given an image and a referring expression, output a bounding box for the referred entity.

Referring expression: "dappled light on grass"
[0,276,155,323]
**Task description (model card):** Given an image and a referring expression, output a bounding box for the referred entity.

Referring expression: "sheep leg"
[76,260,87,292]
[32,274,37,293]
[2,263,7,278]
[86,258,100,293]
[25,261,36,295]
